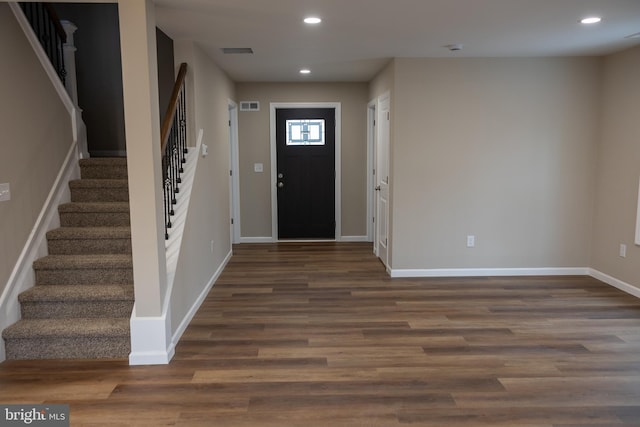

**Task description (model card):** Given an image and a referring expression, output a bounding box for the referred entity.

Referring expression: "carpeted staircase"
[2,158,134,359]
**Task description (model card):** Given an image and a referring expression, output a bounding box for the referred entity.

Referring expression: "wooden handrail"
[44,4,67,44]
[161,63,188,154]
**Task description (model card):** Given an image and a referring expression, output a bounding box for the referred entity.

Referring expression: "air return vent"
[221,47,254,54]
[240,101,260,112]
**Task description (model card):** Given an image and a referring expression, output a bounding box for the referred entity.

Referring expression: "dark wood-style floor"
[1,242,640,426]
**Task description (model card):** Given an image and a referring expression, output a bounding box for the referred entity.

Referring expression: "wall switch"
[466,235,475,248]
[0,183,10,202]
[254,163,263,173]
[210,240,215,253]
[619,244,627,258]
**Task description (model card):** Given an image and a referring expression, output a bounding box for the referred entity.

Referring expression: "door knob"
[278,173,284,179]
[375,185,381,191]
[278,182,284,188]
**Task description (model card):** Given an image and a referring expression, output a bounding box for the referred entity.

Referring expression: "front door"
[276,108,335,239]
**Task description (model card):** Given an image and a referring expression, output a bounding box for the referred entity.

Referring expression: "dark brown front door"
[276,108,335,239]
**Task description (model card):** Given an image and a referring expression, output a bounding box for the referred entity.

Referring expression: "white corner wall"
[390,57,601,272]
[168,40,235,346]
[591,46,640,291]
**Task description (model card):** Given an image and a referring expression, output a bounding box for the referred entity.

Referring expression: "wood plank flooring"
[2,242,640,426]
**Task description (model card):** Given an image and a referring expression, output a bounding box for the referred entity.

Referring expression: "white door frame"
[367,99,376,244]
[375,92,391,269]
[269,102,342,241]
[228,100,240,244]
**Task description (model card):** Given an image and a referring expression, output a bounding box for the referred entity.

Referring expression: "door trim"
[270,102,342,241]
[228,99,240,244]
[367,99,376,244]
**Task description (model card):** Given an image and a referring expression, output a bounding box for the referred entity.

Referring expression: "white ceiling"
[154,0,640,82]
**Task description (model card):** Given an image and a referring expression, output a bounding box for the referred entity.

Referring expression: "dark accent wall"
[52,5,176,156]
[156,28,175,123]
[54,3,126,156]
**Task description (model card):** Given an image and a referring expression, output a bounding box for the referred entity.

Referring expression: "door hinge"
[385,238,388,246]
[230,170,233,176]
[229,120,231,127]
[231,218,234,225]
[387,111,390,120]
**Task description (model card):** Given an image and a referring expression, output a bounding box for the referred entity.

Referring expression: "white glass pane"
[286,119,325,145]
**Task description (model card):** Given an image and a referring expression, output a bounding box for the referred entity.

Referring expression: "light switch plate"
[0,183,10,202]
[254,163,263,173]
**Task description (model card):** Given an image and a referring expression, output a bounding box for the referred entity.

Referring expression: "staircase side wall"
[0,3,76,361]
[168,41,235,347]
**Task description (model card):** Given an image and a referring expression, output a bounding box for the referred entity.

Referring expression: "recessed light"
[304,17,322,24]
[300,69,311,74]
[580,16,602,24]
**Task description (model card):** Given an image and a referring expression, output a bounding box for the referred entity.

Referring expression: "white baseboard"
[0,142,79,363]
[589,268,640,299]
[170,249,233,349]
[390,267,589,278]
[340,235,370,242]
[128,307,173,365]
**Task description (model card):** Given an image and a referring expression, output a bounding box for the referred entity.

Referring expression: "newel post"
[60,20,78,106]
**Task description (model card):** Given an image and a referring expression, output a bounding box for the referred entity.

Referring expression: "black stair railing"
[160,63,188,240]
[19,2,67,85]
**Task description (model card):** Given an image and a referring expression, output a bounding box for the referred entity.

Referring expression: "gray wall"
[0,4,73,299]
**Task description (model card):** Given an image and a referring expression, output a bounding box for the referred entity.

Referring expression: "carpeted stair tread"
[33,254,132,270]
[69,179,128,188]
[58,202,130,227]
[79,158,128,180]
[79,158,127,166]
[19,285,134,303]
[2,318,130,339]
[47,227,131,240]
[59,202,130,213]
[69,179,129,203]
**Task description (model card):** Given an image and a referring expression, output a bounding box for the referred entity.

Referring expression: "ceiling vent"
[240,101,260,112]
[221,47,254,54]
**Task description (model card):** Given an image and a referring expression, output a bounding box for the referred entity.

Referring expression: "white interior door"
[376,93,390,268]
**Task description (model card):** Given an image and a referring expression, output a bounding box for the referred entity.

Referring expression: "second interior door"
[276,108,335,239]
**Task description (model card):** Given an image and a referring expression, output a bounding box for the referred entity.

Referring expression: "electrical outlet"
[466,235,475,248]
[619,244,627,258]
[0,183,10,202]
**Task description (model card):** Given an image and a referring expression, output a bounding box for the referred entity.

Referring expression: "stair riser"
[35,269,133,286]
[60,212,130,227]
[48,239,132,255]
[4,337,130,360]
[71,188,129,203]
[21,301,134,319]
[80,165,128,180]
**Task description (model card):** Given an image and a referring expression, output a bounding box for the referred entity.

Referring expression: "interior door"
[276,108,335,239]
[376,94,390,267]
